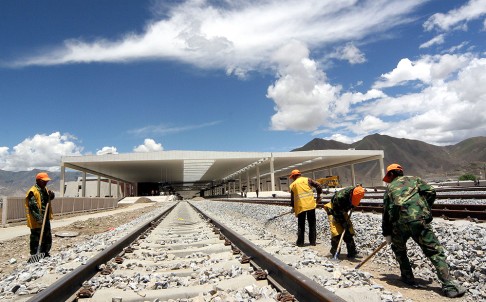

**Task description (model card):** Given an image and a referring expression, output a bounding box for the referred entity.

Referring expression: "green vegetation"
[458,173,477,181]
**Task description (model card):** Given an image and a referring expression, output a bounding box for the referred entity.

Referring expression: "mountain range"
[292,133,486,186]
[1,134,485,196]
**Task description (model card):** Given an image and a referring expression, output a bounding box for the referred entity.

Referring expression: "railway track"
[27,201,345,302]
[216,192,486,222]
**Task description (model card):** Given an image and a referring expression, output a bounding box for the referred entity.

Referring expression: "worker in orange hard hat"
[382,163,466,297]
[25,172,56,262]
[288,169,323,247]
[323,184,365,258]
[382,163,403,183]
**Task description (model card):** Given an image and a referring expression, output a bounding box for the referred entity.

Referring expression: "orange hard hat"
[383,163,403,183]
[351,185,365,206]
[288,169,302,178]
[36,172,51,181]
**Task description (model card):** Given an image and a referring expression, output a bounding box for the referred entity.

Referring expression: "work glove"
[341,221,349,230]
[48,190,55,201]
[385,236,392,244]
[316,197,322,204]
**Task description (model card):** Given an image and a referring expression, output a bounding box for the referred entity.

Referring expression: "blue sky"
[0,0,485,171]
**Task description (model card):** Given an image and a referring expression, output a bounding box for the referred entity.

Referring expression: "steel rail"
[214,199,486,221]
[190,203,347,302]
[26,203,177,302]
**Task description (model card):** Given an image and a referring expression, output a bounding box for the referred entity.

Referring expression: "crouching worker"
[324,185,365,258]
[382,163,466,298]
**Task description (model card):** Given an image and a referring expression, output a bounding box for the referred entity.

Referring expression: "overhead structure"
[60,150,385,198]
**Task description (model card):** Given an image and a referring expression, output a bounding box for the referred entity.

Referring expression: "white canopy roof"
[62,149,384,193]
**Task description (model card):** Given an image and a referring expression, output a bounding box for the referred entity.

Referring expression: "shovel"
[355,241,387,269]
[332,209,352,260]
[28,199,50,263]
[264,210,292,226]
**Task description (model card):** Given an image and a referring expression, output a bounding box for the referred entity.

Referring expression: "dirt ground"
[0,205,157,278]
[0,204,466,302]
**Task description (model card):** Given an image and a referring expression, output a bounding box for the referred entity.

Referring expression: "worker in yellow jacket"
[25,172,55,261]
[289,169,323,247]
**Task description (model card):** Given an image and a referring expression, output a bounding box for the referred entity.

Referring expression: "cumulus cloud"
[0,132,83,171]
[360,56,486,144]
[266,41,340,131]
[373,54,472,89]
[96,146,118,155]
[133,138,164,152]
[423,0,486,32]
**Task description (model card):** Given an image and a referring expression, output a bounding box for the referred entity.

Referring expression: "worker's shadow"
[379,274,443,295]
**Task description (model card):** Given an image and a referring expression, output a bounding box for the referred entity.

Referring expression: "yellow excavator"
[316,176,341,188]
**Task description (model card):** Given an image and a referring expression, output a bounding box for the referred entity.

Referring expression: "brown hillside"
[292,134,486,185]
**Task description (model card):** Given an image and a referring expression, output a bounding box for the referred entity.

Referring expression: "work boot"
[347,251,359,259]
[400,276,417,286]
[443,285,466,298]
[296,241,304,247]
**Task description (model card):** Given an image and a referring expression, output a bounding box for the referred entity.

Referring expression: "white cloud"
[423,0,486,32]
[419,34,445,49]
[359,56,486,145]
[328,42,366,64]
[0,132,83,172]
[373,58,431,88]
[128,121,221,136]
[373,54,472,88]
[350,115,389,134]
[326,133,355,144]
[96,146,118,155]
[266,41,341,131]
[10,0,424,76]
[133,138,164,152]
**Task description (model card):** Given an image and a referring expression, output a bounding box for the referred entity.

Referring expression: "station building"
[60,149,385,199]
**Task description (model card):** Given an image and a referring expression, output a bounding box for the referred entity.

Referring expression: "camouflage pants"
[29,220,52,255]
[391,220,456,290]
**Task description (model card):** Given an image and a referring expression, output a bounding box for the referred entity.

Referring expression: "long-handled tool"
[332,209,352,260]
[355,241,387,269]
[264,210,292,226]
[29,199,50,263]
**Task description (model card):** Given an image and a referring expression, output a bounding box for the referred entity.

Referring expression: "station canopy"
[61,149,384,193]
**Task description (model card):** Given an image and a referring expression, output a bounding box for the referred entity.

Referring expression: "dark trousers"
[330,232,356,256]
[29,221,52,255]
[297,209,316,245]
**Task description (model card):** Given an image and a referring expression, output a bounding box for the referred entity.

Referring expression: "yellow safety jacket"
[289,176,316,216]
[25,185,53,229]
[324,202,355,237]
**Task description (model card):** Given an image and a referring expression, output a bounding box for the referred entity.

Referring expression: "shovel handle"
[37,199,50,253]
[355,241,387,269]
[333,209,353,258]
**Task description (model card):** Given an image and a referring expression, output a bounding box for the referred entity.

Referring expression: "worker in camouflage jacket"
[382,164,466,298]
[324,185,365,258]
